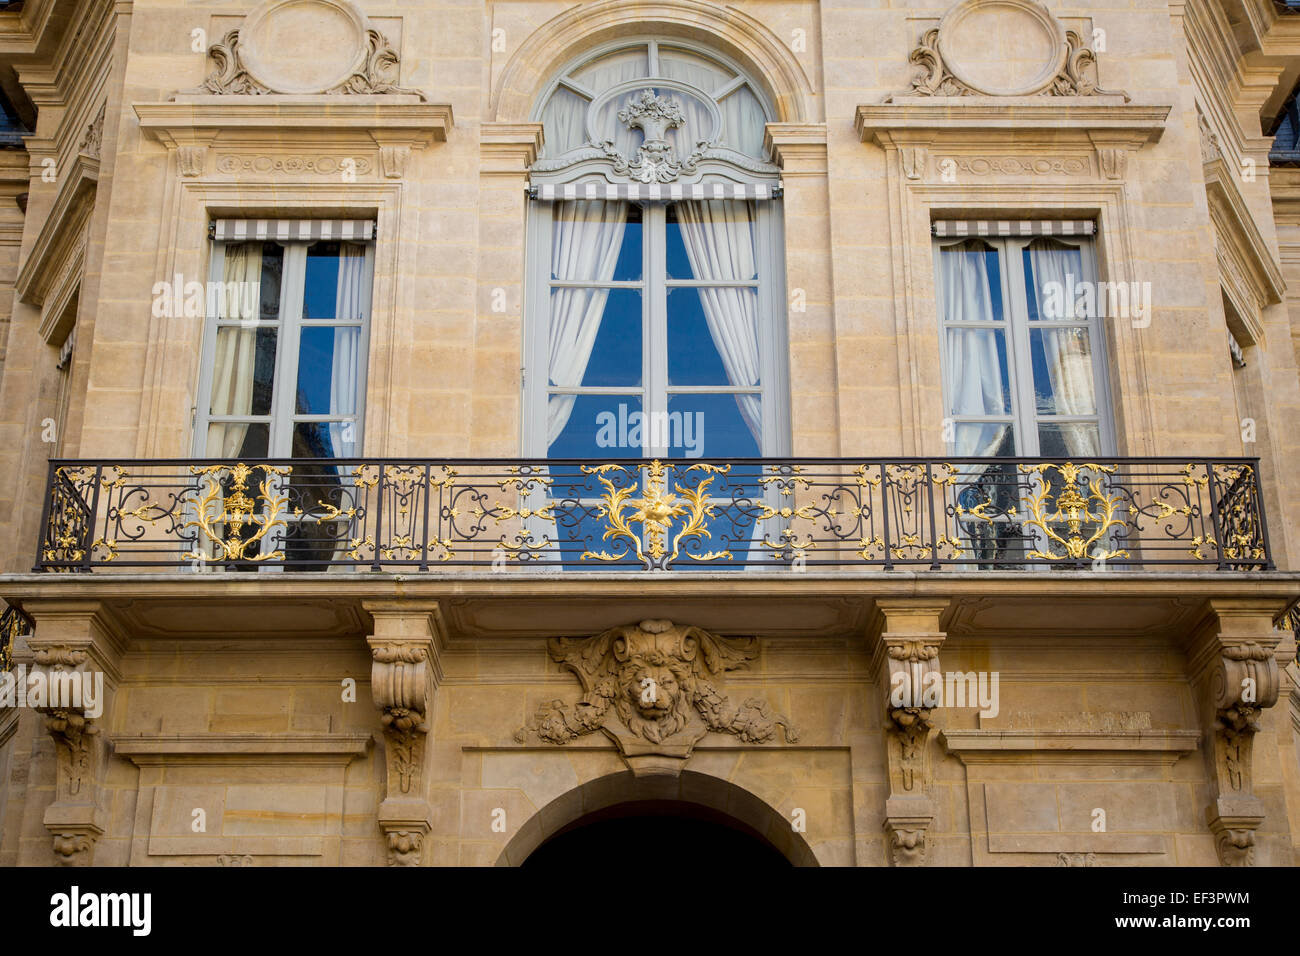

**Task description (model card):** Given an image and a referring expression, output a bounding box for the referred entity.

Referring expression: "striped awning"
[932,220,1096,238]
[529,181,781,201]
[209,219,377,242]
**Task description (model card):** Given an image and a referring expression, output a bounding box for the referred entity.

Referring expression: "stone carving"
[216,154,373,176]
[1056,852,1097,867]
[194,1,422,99]
[942,156,1088,177]
[79,103,105,160]
[1198,109,1223,164]
[1202,637,1279,866]
[177,146,207,178]
[519,620,797,766]
[217,854,255,866]
[1097,147,1127,180]
[45,710,97,797]
[893,3,1127,101]
[1212,828,1255,867]
[887,825,927,866]
[371,643,432,795]
[587,89,711,184]
[386,829,425,867]
[51,831,93,866]
[900,146,927,180]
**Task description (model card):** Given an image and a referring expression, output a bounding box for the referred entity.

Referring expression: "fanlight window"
[532,40,776,186]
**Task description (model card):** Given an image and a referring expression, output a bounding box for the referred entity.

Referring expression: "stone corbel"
[869,599,949,866]
[479,122,545,178]
[22,602,126,866]
[365,601,444,866]
[1187,600,1284,866]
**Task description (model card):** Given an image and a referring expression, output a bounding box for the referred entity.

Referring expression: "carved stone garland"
[517,619,797,777]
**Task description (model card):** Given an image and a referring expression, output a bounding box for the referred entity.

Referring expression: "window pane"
[292,420,357,458]
[257,243,283,321]
[945,327,1011,416]
[550,201,635,281]
[548,393,644,458]
[666,393,760,458]
[296,326,361,415]
[658,47,734,92]
[951,422,1015,457]
[1022,240,1086,321]
[612,205,642,281]
[210,327,277,416]
[205,421,269,458]
[937,242,1002,322]
[1029,327,1097,415]
[569,47,647,90]
[302,241,367,320]
[667,286,758,387]
[716,85,767,157]
[538,86,589,158]
[1037,422,1101,458]
[548,288,642,387]
[667,201,757,281]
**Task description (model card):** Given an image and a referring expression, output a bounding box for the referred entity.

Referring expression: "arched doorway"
[522,799,792,868]
[497,770,819,867]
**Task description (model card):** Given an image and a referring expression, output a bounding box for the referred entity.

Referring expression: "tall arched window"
[523,39,788,461]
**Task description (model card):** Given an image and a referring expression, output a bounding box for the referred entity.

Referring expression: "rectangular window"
[529,197,786,460]
[195,221,375,459]
[933,230,1114,457]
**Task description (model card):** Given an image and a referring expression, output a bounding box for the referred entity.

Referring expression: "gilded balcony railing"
[33,457,1273,572]
[0,603,32,673]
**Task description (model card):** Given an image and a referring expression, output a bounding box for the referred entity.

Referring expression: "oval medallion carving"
[936,0,1066,96]
[239,0,369,94]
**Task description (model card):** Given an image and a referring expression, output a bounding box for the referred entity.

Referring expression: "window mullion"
[647,203,667,455]
[274,243,307,458]
[1003,238,1039,456]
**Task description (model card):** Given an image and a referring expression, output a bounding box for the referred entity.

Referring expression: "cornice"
[856,98,1169,147]
[13,149,97,309]
[479,121,544,176]
[763,122,828,175]
[1203,156,1287,315]
[134,96,453,150]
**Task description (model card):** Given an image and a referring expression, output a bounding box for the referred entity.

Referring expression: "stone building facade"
[0,0,1298,867]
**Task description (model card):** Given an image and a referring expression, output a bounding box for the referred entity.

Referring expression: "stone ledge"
[113,733,374,765]
[941,729,1202,753]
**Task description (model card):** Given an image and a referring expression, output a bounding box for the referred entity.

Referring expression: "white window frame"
[933,234,1116,458]
[193,236,375,459]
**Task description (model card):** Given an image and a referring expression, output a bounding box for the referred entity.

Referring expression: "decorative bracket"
[870,600,949,866]
[1187,600,1284,866]
[365,601,443,866]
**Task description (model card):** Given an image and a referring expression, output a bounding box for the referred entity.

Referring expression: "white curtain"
[1024,242,1098,456]
[328,243,365,457]
[657,55,766,158]
[938,245,1007,456]
[547,200,629,446]
[674,199,762,444]
[206,243,262,457]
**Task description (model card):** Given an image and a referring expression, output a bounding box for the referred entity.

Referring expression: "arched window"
[523,39,788,461]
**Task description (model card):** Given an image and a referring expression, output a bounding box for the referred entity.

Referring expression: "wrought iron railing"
[1,603,32,672]
[33,457,1273,573]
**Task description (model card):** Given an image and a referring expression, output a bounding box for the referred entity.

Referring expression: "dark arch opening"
[521,799,792,868]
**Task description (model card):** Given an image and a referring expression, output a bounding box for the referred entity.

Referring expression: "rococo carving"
[196,22,422,99]
[894,17,1126,101]
[518,620,797,766]
[371,643,432,795]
